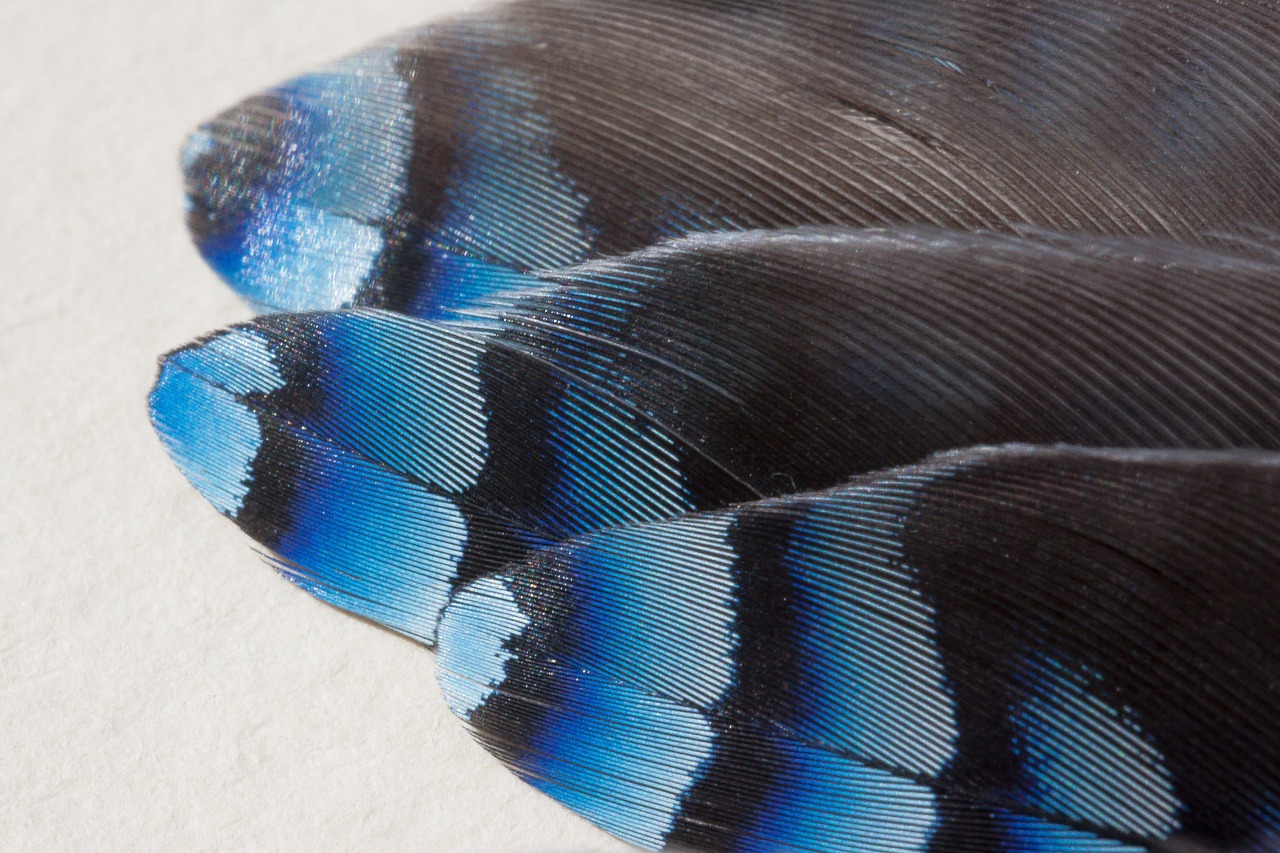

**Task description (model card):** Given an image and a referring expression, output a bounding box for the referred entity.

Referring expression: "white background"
[1,2,635,850]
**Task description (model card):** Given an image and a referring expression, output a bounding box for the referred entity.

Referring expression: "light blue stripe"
[745,739,941,853]
[568,514,739,708]
[783,488,959,777]
[280,47,413,220]
[407,248,554,323]
[150,329,285,517]
[547,381,694,536]
[213,46,414,311]
[150,368,263,518]
[1013,656,1181,837]
[436,57,593,273]
[275,436,471,644]
[436,576,531,713]
[166,328,285,397]
[1001,814,1146,853]
[313,312,490,494]
[437,573,720,849]
[525,676,717,850]
[236,202,384,312]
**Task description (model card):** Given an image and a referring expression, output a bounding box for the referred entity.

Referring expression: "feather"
[151,226,1280,645]
[493,226,1280,494]
[436,444,1280,852]
[181,0,1280,317]
[147,309,751,643]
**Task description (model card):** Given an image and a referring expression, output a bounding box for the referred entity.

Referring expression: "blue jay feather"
[149,308,744,643]
[152,227,1280,645]
[436,445,1280,852]
[181,0,1280,318]
[157,3,1280,848]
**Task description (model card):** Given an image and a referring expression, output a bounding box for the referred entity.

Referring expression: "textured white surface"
[0,2,636,850]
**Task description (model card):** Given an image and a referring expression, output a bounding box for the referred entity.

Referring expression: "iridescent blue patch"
[273,436,471,642]
[311,311,490,494]
[405,248,553,323]
[783,489,959,777]
[1012,656,1182,837]
[547,382,694,534]
[435,57,593,272]
[743,739,942,853]
[523,675,717,850]
[564,514,739,707]
[185,47,414,311]
[149,329,285,517]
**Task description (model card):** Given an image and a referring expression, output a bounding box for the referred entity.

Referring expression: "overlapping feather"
[438,446,1280,852]
[155,2,1280,851]
[152,228,1280,637]
[182,0,1280,318]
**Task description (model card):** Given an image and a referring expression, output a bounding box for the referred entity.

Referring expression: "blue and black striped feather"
[436,445,1280,852]
[181,0,1280,317]
[149,309,749,643]
[491,227,1280,494]
[150,227,1280,644]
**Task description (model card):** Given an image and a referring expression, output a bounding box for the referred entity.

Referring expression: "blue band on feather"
[271,437,470,641]
[308,312,490,493]
[546,382,696,535]
[1012,656,1182,837]
[183,47,413,311]
[403,248,553,323]
[741,738,942,853]
[558,514,739,707]
[436,575,532,716]
[522,675,717,850]
[434,53,593,273]
[150,312,493,643]
[149,329,284,517]
[782,489,958,776]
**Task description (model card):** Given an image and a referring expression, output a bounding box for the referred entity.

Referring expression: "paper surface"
[0,2,636,850]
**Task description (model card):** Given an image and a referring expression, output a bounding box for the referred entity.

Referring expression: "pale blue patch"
[784,487,959,777]
[314,312,489,493]
[744,739,941,853]
[1001,814,1145,853]
[436,575,532,716]
[166,328,286,396]
[388,53,595,321]
[435,60,593,273]
[150,329,285,517]
[150,367,263,518]
[438,520,726,847]
[279,46,414,221]
[237,202,384,312]
[275,436,471,644]
[207,46,414,312]
[547,382,694,535]
[525,675,717,850]
[568,514,738,707]
[1013,657,1182,837]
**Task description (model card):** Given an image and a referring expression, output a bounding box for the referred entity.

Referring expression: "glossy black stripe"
[452,342,564,587]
